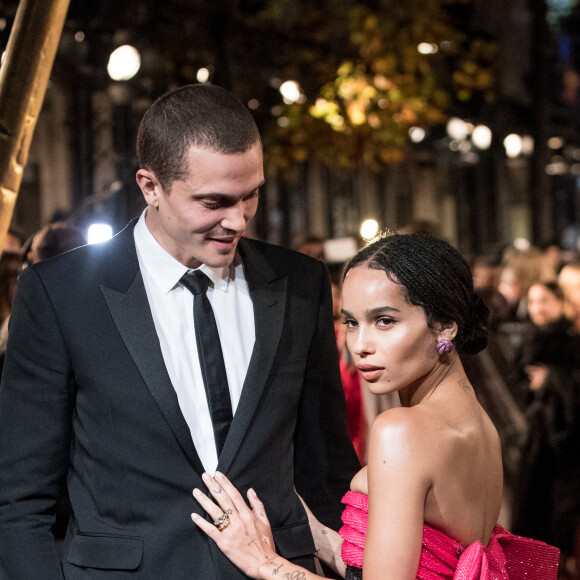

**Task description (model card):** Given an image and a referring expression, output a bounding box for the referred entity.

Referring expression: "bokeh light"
[107,45,141,81]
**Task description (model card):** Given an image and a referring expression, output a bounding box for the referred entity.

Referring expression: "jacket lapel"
[99,222,205,473]
[218,238,287,473]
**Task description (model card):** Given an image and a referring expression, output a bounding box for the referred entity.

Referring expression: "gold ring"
[213,513,230,532]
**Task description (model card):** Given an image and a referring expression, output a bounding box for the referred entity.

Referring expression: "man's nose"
[221,204,246,232]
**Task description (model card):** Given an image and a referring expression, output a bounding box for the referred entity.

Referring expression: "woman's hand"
[192,473,331,580]
[191,472,281,579]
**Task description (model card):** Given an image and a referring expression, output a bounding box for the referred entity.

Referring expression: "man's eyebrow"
[193,182,265,198]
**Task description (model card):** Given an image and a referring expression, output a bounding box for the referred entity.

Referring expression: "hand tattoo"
[227,509,233,514]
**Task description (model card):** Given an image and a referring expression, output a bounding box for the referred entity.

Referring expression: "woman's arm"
[192,472,343,580]
[297,492,346,577]
[363,408,430,580]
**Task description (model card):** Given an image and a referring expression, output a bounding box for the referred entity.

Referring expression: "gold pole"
[0,0,71,255]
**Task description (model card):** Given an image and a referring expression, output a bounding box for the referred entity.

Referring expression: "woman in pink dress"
[191,233,560,580]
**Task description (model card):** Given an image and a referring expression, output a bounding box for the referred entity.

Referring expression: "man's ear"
[136,169,162,208]
[434,320,458,343]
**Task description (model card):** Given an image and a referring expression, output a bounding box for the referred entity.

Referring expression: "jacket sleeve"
[0,266,72,580]
[538,366,580,456]
[293,260,360,532]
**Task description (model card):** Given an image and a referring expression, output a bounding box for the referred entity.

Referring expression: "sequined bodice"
[339,490,560,579]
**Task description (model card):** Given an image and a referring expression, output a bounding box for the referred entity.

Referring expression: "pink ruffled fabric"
[339,491,560,579]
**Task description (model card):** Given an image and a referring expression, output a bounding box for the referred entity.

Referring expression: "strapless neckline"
[339,490,560,579]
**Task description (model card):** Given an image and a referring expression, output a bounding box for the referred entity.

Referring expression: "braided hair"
[344,233,489,355]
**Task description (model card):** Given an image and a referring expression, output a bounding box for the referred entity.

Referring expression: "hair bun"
[455,293,489,355]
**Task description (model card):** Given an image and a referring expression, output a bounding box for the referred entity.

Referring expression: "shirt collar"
[134,209,233,294]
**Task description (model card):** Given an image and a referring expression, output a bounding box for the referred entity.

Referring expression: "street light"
[360,219,379,241]
[417,43,438,55]
[196,68,210,83]
[279,80,304,104]
[503,134,523,158]
[409,126,426,143]
[471,125,492,150]
[107,45,141,81]
[446,117,469,141]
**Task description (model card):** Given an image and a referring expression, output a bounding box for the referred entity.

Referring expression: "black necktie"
[180,270,232,456]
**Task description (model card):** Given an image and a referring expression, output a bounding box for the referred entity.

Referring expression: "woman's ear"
[434,320,458,343]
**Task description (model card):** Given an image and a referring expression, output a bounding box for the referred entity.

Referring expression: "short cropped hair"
[136,84,261,191]
[344,233,489,355]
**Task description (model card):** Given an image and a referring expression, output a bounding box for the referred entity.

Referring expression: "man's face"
[138,142,264,269]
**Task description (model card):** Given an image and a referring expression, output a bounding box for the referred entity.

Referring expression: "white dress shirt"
[134,210,255,473]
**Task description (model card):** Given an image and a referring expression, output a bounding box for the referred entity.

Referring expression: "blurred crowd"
[0,223,87,366]
[294,224,580,580]
[465,242,580,580]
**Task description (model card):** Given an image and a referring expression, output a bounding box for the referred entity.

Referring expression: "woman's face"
[341,266,439,397]
[498,267,520,305]
[560,270,580,313]
[527,284,563,326]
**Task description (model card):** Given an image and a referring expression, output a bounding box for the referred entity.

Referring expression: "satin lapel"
[217,240,287,473]
[100,261,205,474]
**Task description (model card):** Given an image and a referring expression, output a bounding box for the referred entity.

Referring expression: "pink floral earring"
[437,339,454,355]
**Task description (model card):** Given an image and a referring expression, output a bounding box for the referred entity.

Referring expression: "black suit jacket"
[0,221,359,579]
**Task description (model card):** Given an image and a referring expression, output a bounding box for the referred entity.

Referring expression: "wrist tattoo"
[283,572,306,579]
[263,556,284,576]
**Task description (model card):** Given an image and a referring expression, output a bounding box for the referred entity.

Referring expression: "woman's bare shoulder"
[368,406,439,469]
[371,405,439,439]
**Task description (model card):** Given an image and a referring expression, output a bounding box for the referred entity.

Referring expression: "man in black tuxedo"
[0,85,359,579]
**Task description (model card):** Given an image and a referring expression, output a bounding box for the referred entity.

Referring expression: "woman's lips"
[356,365,384,382]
